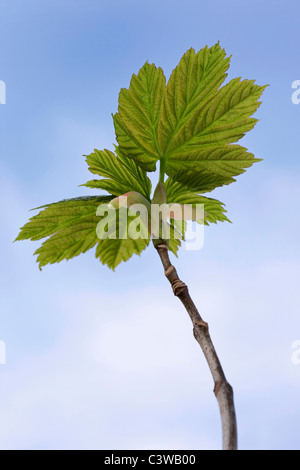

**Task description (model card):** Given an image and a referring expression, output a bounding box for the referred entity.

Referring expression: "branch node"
[193,319,209,331]
[171,279,187,296]
[165,265,175,277]
[214,380,222,397]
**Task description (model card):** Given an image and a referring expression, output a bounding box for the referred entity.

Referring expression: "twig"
[155,243,238,451]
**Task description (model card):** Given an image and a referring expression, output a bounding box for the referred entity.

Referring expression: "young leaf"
[160,44,266,179]
[167,168,234,193]
[81,148,152,198]
[168,224,182,257]
[162,78,266,160]
[158,44,230,155]
[113,62,166,172]
[96,236,149,271]
[16,196,151,269]
[114,43,266,189]
[96,209,150,270]
[16,43,266,272]
[15,196,112,242]
[16,196,112,268]
[165,145,261,179]
[164,177,230,225]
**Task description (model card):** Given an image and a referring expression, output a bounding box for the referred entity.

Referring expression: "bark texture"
[155,243,237,451]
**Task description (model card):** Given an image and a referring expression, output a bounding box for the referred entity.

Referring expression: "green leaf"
[15,196,112,268]
[168,227,182,257]
[16,196,150,270]
[113,62,166,172]
[96,208,150,270]
[114,43,266,188]
[167,168,234,193]
[158,44,230,155]
[170,219,187,240]
[165,177,230,225]
[159,43,266,179]
[165,144,261,179]
[167,218,185,257]
[15,196,112,242]
[161,54,266,177]
[81,148,152,198]
[96,236,149,271]
[16,43,266,271]
[162,78,266,159]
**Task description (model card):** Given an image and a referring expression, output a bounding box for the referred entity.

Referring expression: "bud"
[152,182,166,205]
[109,191,151,212]
[108,191,151,238]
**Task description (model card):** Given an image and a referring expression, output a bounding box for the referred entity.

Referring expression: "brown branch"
[155,243,237,451]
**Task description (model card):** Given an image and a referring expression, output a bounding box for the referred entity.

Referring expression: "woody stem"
[155,242,238,450]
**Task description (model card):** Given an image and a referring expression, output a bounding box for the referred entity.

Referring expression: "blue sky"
[1,0,300,450]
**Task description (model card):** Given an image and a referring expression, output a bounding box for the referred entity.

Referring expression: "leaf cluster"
[16,44,266,269]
